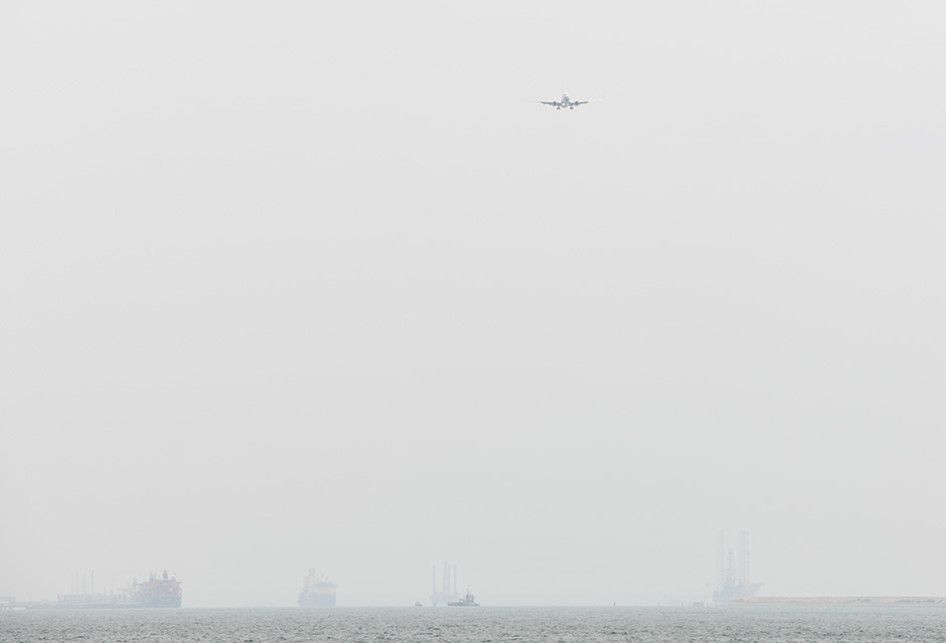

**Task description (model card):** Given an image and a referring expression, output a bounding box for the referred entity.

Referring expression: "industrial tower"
[430,561,460,606]
[714,530,763,603]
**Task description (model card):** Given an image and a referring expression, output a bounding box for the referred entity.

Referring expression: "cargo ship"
[131,570,182,607]
[298,569,336,608]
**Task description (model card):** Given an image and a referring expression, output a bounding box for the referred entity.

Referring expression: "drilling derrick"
[430,561,460,606]
[713,530,762,603]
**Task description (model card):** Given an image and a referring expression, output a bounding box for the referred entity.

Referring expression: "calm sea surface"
[2,606,945,642]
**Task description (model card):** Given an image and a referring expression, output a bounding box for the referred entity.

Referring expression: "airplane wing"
[539,101,559,106]
[572,101,589,106]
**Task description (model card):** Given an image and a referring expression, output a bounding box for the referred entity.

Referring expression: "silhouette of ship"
[132,570,182,608]
[298,569,336,607]
[448,590,478,607]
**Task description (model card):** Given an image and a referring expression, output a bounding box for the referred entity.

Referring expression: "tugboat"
[448,589,479,607]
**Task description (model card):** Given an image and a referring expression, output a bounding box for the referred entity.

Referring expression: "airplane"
[539,94,590,110]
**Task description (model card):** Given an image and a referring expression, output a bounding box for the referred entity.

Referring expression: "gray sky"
[2,1,945,607]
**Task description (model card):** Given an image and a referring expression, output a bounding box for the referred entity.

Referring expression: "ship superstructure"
[298,569,336,607]
[132,570,183,608]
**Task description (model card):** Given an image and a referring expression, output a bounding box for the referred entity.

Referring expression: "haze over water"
[2,0,946,621]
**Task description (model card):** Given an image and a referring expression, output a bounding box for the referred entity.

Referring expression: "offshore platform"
[713,530,762,603]
[429,561,460,606]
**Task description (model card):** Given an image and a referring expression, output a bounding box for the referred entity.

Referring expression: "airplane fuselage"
[540,94,588,110]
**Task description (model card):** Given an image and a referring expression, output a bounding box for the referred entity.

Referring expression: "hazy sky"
[2,1,945,606]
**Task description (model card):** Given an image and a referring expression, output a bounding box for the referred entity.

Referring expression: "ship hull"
[136,596,182,608]
[298,594,336,608]
[448,591,479,607]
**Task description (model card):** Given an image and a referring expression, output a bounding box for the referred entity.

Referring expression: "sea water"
[2,606,945,642]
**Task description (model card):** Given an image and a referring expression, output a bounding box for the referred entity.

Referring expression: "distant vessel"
[298,569,336,608]
[448,590,479,607]
[131,570,183,608]
[55,570,181,608]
